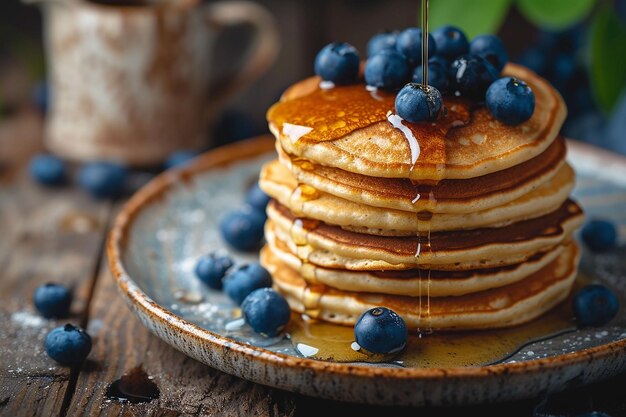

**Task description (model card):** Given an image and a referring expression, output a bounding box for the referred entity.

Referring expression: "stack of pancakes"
[259,63,584,331]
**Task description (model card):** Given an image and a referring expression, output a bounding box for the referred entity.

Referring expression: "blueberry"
[220,205,265,252]
[367,31,398,56]
[29,154,67,187]
[164,150,197,169]
[518,47,548,76]
[314,42,360,85]
[32,80,49,114]
[395,83,442,123]
[412,61,450,93]
[33,283,73,318]
[245,182,271,212]
[364,50,410,90]
[395,28,437,65]
[223,263,272,305]
[573,284,619,327]
[449,54,499,100]
[581,220,618,252]
[45,324,92,366]
[469,34,508,71]
[432,25,469,60]
[77,161,127,199]
[354,307,407,354]
[241,288,291,337]
[428,55,449,70]
[486,77,535,125]
[194,252,234,289]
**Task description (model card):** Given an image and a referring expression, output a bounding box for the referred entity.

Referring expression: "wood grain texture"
[0,168,111,417]
[65,231,296,417]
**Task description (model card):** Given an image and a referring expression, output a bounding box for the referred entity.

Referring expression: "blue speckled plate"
[108,137,626,406]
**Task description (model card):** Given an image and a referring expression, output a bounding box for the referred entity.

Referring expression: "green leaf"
[590,7,626,113]
[516,0,595,30]
[429,0,512,38]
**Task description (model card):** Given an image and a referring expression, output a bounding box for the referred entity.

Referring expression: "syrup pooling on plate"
[287,276,582,367]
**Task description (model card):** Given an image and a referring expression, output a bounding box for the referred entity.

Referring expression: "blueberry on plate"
[314,42,360,85]
[395,28,437,65]
[220,205,265,252]
[449,54,499,100]
[581,219,617,252]
[45,324,92,366]
[573,284,619,327]
[29,154,67,187]
[164,150,198,169]
[195,252,234,289]
[223,263,272,304]
[364,50,410,90]
[469,34,508,71]
[241,288,291,337]
[77,161,127,199]
[33,283,72,318]
[354,307,407,354]
[367,31,398,57]
[395,83,442,123]
[486,77,535,125]
[412,61,450,93]
[432,25,469,61]
[245,182,271,212]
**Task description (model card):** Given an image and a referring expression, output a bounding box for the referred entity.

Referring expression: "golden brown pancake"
[264,230,570,296]
[260,158,574,234]
[267,199,584,269]
[268,64,566,180]
[265,242,580,330]
[276,137,567,214]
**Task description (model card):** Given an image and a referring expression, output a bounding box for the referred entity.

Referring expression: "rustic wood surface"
[1,114,626,417]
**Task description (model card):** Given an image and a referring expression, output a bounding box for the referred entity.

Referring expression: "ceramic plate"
[107,136,626,406]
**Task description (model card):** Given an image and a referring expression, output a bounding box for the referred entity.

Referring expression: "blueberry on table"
[45,324,92,366]
[469,34,508,71]
[164,150,198,169]
[395,28,437,65]
[314,42,360,85]
[354,307,408,354]
[33,283,72,318]
[581,220,617,252]
[219,205,265,252]
[573,284,619,327]
[486,77,535,125]
[367,31,398,57]
[364,50,410,90]
[194,252,234,290]
[432,25,469,61]
[29,154,67,187]
[245,182,271,212]
[77,161,127,199]
[412,61,450,93]
[223,263,272,305]
[395,83,442,123]
[241,288,291,337]
[449,54,499,100]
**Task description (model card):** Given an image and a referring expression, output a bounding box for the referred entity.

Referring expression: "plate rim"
[107,135,626,383]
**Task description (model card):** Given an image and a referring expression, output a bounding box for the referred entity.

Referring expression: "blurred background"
[1,0,625,167]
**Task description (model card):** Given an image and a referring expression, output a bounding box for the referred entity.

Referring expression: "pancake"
[260,159,575,234]
[276,137,567,214]
[267,199,584,269]
[265,242,580,330]
[267,63,566,181]
[264,231,570,296]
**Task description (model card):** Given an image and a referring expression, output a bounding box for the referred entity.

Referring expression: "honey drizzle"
[289,184,323,318]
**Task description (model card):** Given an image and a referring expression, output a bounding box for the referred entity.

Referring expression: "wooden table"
[1,113,625,417]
